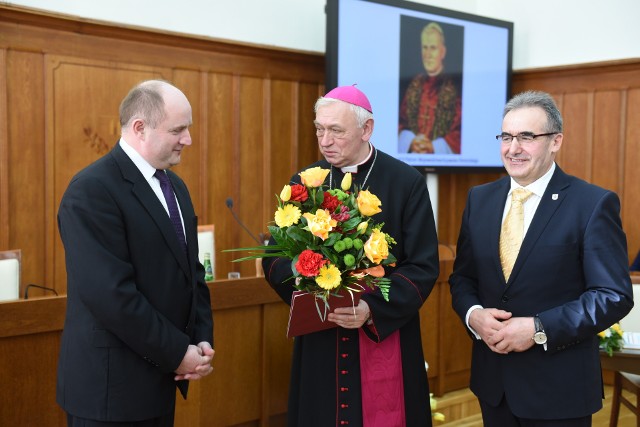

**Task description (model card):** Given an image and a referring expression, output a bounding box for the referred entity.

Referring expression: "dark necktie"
[154,169,187,254]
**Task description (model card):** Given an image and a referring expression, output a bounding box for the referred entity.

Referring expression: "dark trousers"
[480,395,592,427]
[67,411,174,427]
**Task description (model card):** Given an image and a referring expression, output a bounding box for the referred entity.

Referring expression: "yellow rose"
[299,167,330,188]
[274,204,301,227]
[341,173,352,191]
[280,185,292,202]
[302,209,337,241]
[357,221,369,235]
[611,323,623,335]
[357,190,382,217]
[364,229,389,264]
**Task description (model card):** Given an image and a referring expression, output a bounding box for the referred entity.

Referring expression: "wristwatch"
[533,316,547,345]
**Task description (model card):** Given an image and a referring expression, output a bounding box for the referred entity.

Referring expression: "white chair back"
[621,284,640,332]
[0,249,21,301]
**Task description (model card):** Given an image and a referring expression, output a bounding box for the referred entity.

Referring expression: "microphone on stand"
[24,283,59,299]
[225,197,262,245]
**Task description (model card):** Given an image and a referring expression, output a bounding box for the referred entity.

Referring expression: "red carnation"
[290,184,309,202]
[295,250,326,277]
[321,191,340,212]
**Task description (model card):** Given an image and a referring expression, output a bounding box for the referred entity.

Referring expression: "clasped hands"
[469,308,536,354]
[409,134,434,154]
[175,341,215,381]
[327,300,371,329]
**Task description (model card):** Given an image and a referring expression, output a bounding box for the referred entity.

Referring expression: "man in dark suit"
[449,90,633,426]
[57,80,214,426]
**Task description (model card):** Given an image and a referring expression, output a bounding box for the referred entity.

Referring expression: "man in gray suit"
[57,80,214,426]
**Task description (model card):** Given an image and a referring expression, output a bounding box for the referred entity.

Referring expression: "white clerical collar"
[340,143,373,173]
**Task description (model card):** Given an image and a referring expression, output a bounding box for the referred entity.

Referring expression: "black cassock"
[263,147,439,427]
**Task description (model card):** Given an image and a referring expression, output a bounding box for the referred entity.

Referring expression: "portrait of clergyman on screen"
[398,16,464,155]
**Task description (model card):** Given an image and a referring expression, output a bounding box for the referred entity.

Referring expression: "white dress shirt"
[119,138,186,235]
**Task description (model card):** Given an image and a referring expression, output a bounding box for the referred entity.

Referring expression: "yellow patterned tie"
[499,188,533,281]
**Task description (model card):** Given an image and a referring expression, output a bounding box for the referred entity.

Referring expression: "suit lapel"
[489,179,511,284]
[110,145,191,278]
[509,167,571,283]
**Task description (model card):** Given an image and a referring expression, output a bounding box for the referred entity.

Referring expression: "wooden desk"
[0,278,292,427]
[601,348,640,376]
[0,261,468,425]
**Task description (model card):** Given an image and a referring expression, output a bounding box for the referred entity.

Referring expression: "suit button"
[341,353,348,358]
[341,337,349,342]
[501,296,508,302]
[340,421,349,425]
[340,387,349,392]
[341,370,348,375]
[341,404,349,408]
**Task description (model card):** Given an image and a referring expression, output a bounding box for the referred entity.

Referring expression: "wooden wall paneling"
[438,174,466,246]
[45,55,170,294]
[263,303,294,418]
[623,88,640,262]
[297,82,323,168]
[439,264,472,392]
[592,90,624,194]
[261,78,273,254]
[237,76,266,278]
[420,260,473,396]
[438,172,503,248]
[420,277,439,384]
[196,72,210,221]
[0,48,7,250]
[511,61,640,96]
[0,9,324,84]
[207,72,235,280]
[265,80,323,208]
[557,92,593,180]
[173,380,202,427]
[0,296,67,426]
[175,305,264,426]
[0,332,65,426]
[269,80,297,206]
[171,69,205,218]
[5,50,46,296]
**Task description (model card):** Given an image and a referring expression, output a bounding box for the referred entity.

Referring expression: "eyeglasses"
[496,132,558,144]
[315,126,346,139]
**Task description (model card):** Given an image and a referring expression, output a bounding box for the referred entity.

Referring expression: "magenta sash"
[359,329,406,427]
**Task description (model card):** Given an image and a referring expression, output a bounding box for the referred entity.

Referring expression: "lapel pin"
[552,194,559,200]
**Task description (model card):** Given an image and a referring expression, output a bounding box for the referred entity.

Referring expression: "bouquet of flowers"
[230,166,396,322]
[598,323,624,357]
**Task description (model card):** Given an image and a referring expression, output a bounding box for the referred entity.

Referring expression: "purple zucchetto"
[323,84,373,113]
